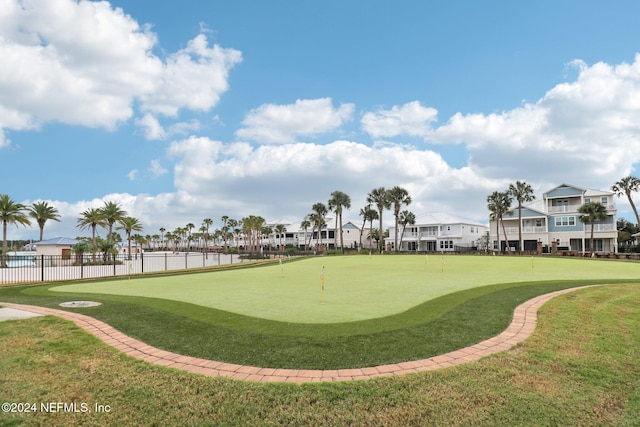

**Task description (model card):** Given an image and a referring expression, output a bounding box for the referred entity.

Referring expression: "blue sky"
[3,0,640,240]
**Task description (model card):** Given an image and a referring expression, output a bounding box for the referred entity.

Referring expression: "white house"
[256,219,363,251]
[385,212,488,252]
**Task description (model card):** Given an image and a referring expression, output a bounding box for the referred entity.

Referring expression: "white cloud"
[0,0,241,144]
[235,98,355,144]
[361,101,438,139]
[139,34,242,117]
[433,54,640,189]
[149,159,168,178]
[165,136,501,227]
[127,169,138,181]
[135,114,166,140]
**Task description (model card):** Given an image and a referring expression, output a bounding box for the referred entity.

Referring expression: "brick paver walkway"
[0,286,592,383]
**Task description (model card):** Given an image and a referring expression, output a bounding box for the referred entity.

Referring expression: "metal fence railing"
[0,252,247,284]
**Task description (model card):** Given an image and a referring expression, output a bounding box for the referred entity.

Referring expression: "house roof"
[413,212,487,227]
[33,237,78,246]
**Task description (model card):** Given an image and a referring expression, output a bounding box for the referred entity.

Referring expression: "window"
[601,196,608,205]
[584,197,591,204]
[535,218,543,227]
[554,216,576,227]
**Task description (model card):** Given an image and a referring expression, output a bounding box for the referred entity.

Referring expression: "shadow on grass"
[1,278,638,369]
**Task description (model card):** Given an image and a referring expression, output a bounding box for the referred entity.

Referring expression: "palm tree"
[387,186,412,253]
[367,187,391,252]
[300,218,311,250]
[398,210,416,251]
[487,191,513,253]
[328,190,351,253]
[311,202,328,247]
[508,181,535,254]
[358,205,378,250]
[159,227,166,250]
[116,216,143,260]
[202,218,213,253]
[578,201,608,256]
[77,207,106,259]
[185,223,195,250]
[0,194,31,267]
[612,176,640,227]
[274,224,287,250]
[99,201,127,242]
[220,216,229,250]
[29,201,61,241]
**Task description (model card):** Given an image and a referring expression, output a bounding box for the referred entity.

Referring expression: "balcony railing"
[504,226,547,234]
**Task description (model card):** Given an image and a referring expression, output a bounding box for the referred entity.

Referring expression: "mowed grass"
[1,285,639,426]
[3,255,640,369]
[48,255,640,323]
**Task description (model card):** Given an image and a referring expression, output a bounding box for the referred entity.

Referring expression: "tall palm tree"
[99,201,127,242]
[29,201,61,241]
[487,191,512,253]
[578,201,608,256]
[202,218,213,253]
[612,176,640,227]
[300,218,311,250]
[508,181,535,254]
[0,194,31,267]
[274,224,287,250]
[220,216,229,250]
[116,216,143,260]
[328,190,351,253]
[311,202,328,247]
[77,207,106,257]
[387,186,412,253]
[358,205,378,250]
[367,187,391,252]
[159,227,166,250]
[185,223,195,250]
[398,210,416,251]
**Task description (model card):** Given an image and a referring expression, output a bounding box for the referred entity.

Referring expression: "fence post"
[203,252,205,267]
[141,252,144,273]
[81,255,84,279]
[41,255,45,282]
[185,252,188,270]
[165,252,167,271]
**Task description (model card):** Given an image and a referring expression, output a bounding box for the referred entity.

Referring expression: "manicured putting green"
[51,255,640,323]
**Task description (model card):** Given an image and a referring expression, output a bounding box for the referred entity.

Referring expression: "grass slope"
[1,285,638,426]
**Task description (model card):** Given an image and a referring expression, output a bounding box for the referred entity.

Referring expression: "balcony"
[504,226,546,234]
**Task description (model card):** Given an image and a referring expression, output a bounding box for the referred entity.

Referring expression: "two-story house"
[491,183,617,253]
[385,212,488,252]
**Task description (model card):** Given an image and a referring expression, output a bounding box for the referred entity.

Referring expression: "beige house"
[33,237,78,258]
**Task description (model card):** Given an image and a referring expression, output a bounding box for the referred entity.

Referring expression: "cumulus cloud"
[149,159,168,178]
[164,136,501,227]
[361,101,438,139]
[235,98,355,144]
[0,0,241,145]
[433,54,640,189]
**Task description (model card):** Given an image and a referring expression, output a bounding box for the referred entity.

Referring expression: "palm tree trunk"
[627,192,640,227]
[518,205,523,255]
[500,216,510,254]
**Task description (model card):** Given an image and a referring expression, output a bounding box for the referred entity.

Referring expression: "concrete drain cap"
[59,301,102,308]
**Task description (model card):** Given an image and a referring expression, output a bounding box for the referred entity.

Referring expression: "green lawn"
[2,284,639,426]
[3,255,640,369]
[48,255,640,323]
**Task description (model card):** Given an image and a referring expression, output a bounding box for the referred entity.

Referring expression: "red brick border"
[1,286,592,383]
